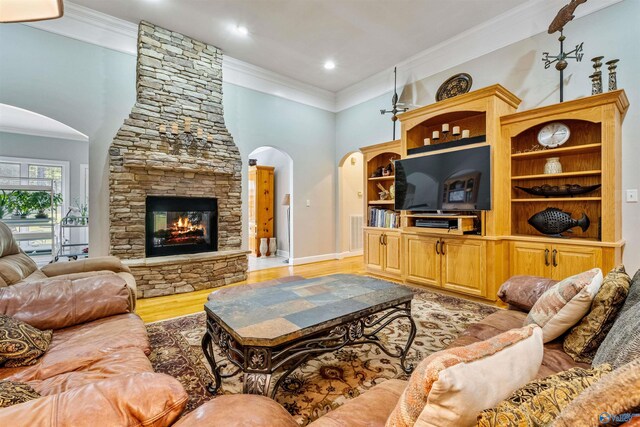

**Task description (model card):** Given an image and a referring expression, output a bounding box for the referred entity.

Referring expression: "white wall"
[248,147,292,257]
[338,152,364,254]
[336,0,640,272]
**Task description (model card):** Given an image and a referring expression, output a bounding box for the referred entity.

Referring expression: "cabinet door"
[441,239,486,297]
[404,235,440,286]
[365,230,384,272]
[552,244,602,280]
[383,233,402,276]
[510,241,551,278]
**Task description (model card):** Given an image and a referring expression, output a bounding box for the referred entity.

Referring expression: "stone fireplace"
[109,21,248,298]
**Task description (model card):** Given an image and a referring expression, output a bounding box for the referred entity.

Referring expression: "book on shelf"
[368,207,399,228]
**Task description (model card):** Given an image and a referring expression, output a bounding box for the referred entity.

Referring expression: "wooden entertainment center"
[361,85,629,301]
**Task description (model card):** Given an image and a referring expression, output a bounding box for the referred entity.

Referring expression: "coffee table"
[201,274,416,397]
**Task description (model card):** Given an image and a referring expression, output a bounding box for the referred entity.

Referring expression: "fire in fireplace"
[145,196,217,257]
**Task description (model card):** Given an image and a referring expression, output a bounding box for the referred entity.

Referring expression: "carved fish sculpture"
[528,207,590,237]
[548,0,588,34]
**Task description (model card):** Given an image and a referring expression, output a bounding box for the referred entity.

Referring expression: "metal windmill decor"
[380,67,408,140]
[542,0,587,102]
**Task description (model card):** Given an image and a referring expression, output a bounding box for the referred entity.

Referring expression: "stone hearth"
[109,21,247,298]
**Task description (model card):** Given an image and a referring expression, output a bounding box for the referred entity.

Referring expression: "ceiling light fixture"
[0,0,64,23]
[235,25,249,36]
[324,60,336,70]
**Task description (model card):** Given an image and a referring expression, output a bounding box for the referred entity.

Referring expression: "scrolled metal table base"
[201,301,416,397]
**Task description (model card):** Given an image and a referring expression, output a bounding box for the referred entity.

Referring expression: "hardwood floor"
[136,256,366,323]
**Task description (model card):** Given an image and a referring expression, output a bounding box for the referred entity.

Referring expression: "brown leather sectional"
[173,276,606,426]
[0,221,187,425]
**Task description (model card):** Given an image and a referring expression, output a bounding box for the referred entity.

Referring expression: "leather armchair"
[0,220,137,308]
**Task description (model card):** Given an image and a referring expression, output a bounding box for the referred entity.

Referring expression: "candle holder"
[606,59,619,91]
[590,56,604,95]
[159,118,210,156]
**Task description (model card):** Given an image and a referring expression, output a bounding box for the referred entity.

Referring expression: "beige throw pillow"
[525,269,603,343]
[386,325,543,427]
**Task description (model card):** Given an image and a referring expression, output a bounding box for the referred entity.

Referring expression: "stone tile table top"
[204,274,414,346]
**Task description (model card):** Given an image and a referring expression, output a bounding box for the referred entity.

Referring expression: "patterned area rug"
[147,285,497,425]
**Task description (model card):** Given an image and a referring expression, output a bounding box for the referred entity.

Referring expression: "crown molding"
[24,0,623,113]
[335,0,624,112]
[222,56,336,111]
[25,2,337,112]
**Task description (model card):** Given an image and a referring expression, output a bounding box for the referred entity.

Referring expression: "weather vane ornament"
[542,0,587,102]
[380,67,408,141]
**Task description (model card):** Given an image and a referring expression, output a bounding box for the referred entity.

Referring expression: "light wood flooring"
[136,256,365,323]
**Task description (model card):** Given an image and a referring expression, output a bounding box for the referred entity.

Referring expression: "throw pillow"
[476,364,613,427]
[617,268,640,318]
[525,268,603,343]
[563,265,630,363]
[0,380,40,408]
[553,358,640,427]
[0,315,52,367]
[386,325,543,427]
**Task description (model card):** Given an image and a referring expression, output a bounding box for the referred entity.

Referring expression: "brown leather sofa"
[173,276,617,427]
[0,221,187,424]
[0,274,187,425]
[0,220,137,308]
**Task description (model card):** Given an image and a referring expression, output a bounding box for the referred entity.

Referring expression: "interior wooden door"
[551,244,602,280]
[365,230,384,272]
[441,239,486,297]
[383,232,402,276]
[404,235,439,286]
[510,241,551,278]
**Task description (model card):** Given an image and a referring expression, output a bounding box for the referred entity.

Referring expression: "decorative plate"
[515,184,601,198]
[436,73,473,102]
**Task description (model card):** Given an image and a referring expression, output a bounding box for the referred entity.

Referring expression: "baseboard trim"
[291,253,338,266]
[276,249,290,259]
[336,250,363,259]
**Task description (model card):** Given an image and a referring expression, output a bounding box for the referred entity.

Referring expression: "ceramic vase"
[269,238,277,257]
[259,238,268,257]
[544,157,562,175]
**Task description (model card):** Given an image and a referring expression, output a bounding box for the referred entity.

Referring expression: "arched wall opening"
[246,146,294,270]
[337,151,364,257]
[0,104,90,264]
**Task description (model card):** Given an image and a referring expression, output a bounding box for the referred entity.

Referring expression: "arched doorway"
[337,151,364,257]
[246,146,294,271]
[0,104,89,265]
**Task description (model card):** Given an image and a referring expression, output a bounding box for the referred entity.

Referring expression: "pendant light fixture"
[0,0,64,23]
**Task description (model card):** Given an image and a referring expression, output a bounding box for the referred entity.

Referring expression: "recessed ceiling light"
[324,60,336,70]
[235,25,249,36]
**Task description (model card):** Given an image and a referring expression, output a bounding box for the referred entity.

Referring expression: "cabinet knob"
[552,249,558,267]
[441,240,445,255]
[544,249,550,266]
[435,240,440,255]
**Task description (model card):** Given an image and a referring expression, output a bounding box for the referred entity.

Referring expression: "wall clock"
[537,122,570,148]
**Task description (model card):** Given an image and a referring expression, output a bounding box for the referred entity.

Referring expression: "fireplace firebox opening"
[145,196,218,257]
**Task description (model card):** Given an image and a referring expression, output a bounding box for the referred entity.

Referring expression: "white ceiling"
[69,0,529,92]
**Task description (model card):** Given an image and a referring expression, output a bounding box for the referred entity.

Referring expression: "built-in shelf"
[368,200,395,205]
[511,197,602,202]
[511,143,602,159]
[368,176,395,181]
[511,170,602,180]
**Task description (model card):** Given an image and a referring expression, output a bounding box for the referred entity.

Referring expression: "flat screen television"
[394,146,491,211]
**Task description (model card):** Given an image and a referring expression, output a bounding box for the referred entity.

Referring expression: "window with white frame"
[0,156,69,218]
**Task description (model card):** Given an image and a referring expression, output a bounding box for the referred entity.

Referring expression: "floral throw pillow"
[476,364,613,426]
[525,268,603,342]
[0,380,40,408]
[0,315,52,368]
[563,265,630,363]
